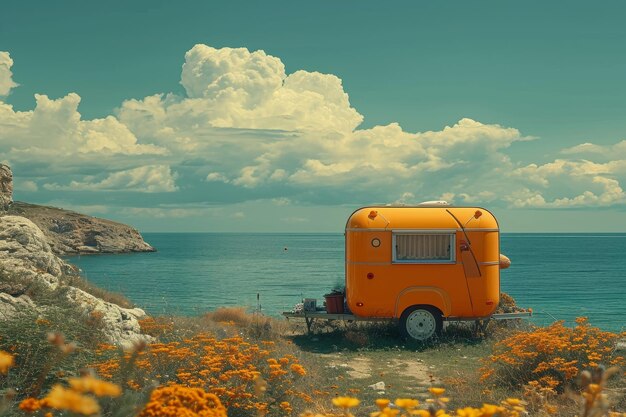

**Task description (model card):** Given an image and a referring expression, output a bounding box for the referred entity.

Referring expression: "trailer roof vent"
[417,200,450,207]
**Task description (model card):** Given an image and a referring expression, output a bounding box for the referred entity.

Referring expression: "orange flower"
[395,398,419,409]
[332,396,360,409]
[68,376,122,397]
[504,398,522,406]
[0,350,14,374]
[19,398,42,412]
[428,387,445,396]
[375,399,390,410]
[480,404,502,417]
[42,385,100,415]
[290,363,307,376]
[138,384,227,417]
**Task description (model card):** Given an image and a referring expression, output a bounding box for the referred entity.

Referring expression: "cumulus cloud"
[2,45,626,212]
[0,52,18,96]
[562,140,626,161]
[507,160,626,208]
[15,180,38,192]
[0,93,167,169]
[43,165,178,193]
[119,44,363,138]
[118,206,212,218]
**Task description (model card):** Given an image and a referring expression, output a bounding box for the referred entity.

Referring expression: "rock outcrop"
[0,164,12,211]
[0,215,150,347]
[0,164,154,255]
[8,202,155,255]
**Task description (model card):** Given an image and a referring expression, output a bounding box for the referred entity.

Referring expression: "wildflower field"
[1,301,624,417]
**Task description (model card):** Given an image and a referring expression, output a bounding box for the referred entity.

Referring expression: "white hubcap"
[406,310,436,340]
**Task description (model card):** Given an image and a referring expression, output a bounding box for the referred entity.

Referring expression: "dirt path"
[321,351,440,399]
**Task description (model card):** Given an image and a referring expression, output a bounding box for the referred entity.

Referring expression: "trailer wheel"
[399,305,443,341]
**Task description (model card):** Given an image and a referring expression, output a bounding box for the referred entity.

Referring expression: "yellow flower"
[428,387,445,396]
[43,385,100,415]
[480,404,501,417]
[332,396,360,409]
[371,407,400,417]
[394,398,419,409]
[456,408,481,417]
[587,383,602,395]
[0,351,14,374]
[504,398,522,406]
[68,376,122,397]
[375,399,390,410]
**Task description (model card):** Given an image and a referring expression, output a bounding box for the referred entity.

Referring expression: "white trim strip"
[347,261,498,266]
[345,228,389,232]
[346,228,499,233]
[346,261,391,266]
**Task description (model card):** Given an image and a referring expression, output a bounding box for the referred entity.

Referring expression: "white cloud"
[271,197,291,206]
[393,192,416,205]
[506,160,626,208]
[15,180,38,192]
[43,165,178,193]
[0,93,167,169]
[0,52,18,96]
[119,206,212,218]
[562,140,626,160]
[119,44,362,139]
[206,172,229,183]
[40,200,111,215]
[3,45,626,211]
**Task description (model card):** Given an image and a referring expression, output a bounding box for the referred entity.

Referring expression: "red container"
[325,294,344,314]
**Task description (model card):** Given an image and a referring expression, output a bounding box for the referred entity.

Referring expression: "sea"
[66,233,626,333]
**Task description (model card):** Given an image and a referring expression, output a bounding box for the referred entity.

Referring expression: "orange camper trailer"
[345,204,508,340]
[284,203,525,341]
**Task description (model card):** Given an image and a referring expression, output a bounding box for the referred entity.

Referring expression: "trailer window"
[393,232,455,263]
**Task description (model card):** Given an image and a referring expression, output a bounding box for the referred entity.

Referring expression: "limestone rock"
[65,287,149,348]
[0,215,65,287]
[7,202,155,255]
[0,215,151,347]
[0,293,37,319]
[0,164,12,211]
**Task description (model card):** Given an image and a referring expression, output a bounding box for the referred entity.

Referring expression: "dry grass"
[205,306,253,326]
[59,273,133,309]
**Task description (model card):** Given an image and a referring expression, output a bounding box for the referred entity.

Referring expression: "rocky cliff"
[0,163,154,255]
[7,202,155,255]
[0,215,150,347]
[0,164,12,211]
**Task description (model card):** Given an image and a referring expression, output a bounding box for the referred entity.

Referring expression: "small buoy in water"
[283,247,288,251]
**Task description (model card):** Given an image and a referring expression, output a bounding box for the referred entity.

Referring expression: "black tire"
[399,305,443,341]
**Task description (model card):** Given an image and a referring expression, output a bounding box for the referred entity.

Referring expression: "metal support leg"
[305,317,313,334]
[473,319,491,335]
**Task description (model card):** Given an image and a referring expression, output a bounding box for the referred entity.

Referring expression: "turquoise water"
[66,233,626,332]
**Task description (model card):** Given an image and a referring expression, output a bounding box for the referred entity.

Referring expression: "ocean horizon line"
[139,231,626,235]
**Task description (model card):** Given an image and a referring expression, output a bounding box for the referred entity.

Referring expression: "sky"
[2,0,626,232]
